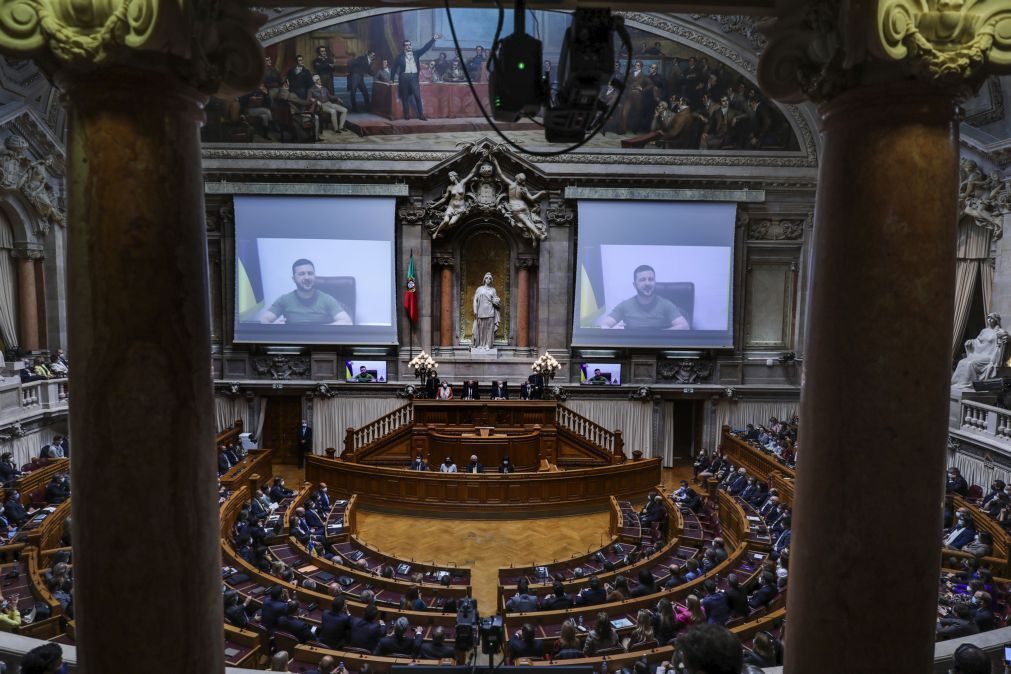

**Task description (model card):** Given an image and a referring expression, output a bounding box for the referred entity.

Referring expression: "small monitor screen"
[572,201,736,348]
[233,196,398,345]
[345,360,387,383]
[580,362,622,385]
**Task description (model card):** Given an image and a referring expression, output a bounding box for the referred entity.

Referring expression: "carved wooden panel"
[743,251,798,349]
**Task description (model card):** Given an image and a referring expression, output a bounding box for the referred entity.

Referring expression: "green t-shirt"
[608,295,684,330]
[354,372,375,382]
[590,375,610,384]
[268,290,346,324]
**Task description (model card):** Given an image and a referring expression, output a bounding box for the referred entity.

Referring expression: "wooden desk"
[307,456,662,514]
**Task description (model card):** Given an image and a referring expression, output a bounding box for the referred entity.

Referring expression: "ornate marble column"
[516,256,537,349]
[12,249,40,351]
[0,3,263,672]
[435,254,455,348]
[758,3,1011,672]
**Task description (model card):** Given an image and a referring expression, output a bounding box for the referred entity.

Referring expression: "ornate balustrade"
[344,403,414,456]
[556,404,623,460]
[959,399,1011,443]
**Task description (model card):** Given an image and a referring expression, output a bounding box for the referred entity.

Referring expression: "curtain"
[0,214,18,351]
[953,220,994,358]
[562,400,654,459]
[254,397,268,445]
[214,396,249,434]
[708,400,800,452]
[1,427,60,466]
[312,397,405,454]
[661,400,677,465]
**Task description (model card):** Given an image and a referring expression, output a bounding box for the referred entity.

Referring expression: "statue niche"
[460,230,510,347]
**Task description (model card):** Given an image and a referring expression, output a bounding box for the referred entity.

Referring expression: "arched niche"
[454,220,522,347]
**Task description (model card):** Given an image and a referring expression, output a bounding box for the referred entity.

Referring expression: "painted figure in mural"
[392,34,441,120]
[489,154,548,241]
[952,313,1009,391]
[472,272,501,350]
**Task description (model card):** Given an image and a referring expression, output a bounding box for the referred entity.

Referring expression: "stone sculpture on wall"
[252,355,310,380]
[425,141,550,244]
[0,134,65,235]
[959,158,1010,238]
[471,272,501,350]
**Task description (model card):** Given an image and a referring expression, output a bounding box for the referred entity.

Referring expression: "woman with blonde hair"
[554,620,583,660]
[628,608,655,647]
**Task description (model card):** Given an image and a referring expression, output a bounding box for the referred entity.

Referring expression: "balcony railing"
[959,399,1011,443]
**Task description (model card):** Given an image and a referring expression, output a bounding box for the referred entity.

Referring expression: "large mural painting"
[203,9,800,153]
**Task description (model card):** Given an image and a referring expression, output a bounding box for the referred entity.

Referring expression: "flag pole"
[409,248,414,363]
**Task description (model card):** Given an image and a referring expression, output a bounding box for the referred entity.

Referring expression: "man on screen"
[260,259,353,325]
[353,366,375,382]
[599,264,690,330]
[589,369,610,385]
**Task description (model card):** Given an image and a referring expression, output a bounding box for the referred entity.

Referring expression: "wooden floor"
[270,462,696,610]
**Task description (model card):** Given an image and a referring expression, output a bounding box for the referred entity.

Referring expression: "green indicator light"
[517,62,526,70]
[495,96,502,107]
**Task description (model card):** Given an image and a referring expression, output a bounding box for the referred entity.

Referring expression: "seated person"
[588,368,610,384]
[44,474,70,504]
[269,477,294,503]
[4,491,29,527]
[278,600,315,643]
[747,572,779,609]
[375,616,423,656]
[461,380,480,400]
[540,581,572,610]
[599,265,690,330]
[409,454,428,471]
[353,366,375,382]
[508,623,545,661]
[943,509,976,550]
[420,626,456,659]
[437,381,453,400]
[464,454,483,474]
[505,578,539,612]
[490,380,509,400]
[440,456,457,473]
[499,456,515,473]
[260,259,352,325]
[48,354,68,377]
[0,453,20,487]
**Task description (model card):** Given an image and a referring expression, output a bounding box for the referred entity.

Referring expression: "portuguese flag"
[404,253,418,323]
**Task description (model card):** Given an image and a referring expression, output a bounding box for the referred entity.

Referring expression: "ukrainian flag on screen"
[579,245,606,327]
[236,240,264,321]
[579,363,588,383]
[344,362,354,380]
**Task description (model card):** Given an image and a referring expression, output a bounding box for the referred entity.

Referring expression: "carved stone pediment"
[424,140,551,244]
[657,359,715,383]
[0,133,65,236]
[252,355,310,380]
[959,158,1010,239]
[748,219,804,241]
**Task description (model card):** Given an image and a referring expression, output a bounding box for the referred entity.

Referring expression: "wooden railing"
[344,403,413,455]
[721,427,796,482]
[216,418,243,446]
[959,399,1011,443]
[556,404,624,459]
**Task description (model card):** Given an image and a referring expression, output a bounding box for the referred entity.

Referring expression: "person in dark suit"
[392,35,440,120]
[286,54,315,99]
[700,579,730,625]
[375,616,423,656]
[290,509,312,544]
[771,518,791,559]
[972,591,996,631]
[347,51,375,112]
[490,380,509,400]
[44,475,69,504]
[278,600,315,642]
[540,581,572,610]
[946,467,969,497]
[499,457,515,474]
[420,626,456,659]
[317,483,331,512]
[937,603,980,640]
[464,455,483,474]
[505,578,539,612]
[217,446,234,475]
[303,506,325,532]
[304,655,339,674]
[748,572,779,610]
[297,420,312,469]
[259,586,288,630]
[724,574,749,618]
[461,380,480,400]
[410,454,428,471]
[944,510,976,550]
[630,569,656,598]
[348,603,384,651]
[508,623,545,661]
[224,590,254,628]
[0,453,20,487]
[313,46,337,95]
[425,376,440,399]
[4,491,28,527]
[574,575,607,607]
[269,477,294,503]
[527,372,544,400]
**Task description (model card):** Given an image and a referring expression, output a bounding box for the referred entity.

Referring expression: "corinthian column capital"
[0,0,263,93]
[758,0,1011,103]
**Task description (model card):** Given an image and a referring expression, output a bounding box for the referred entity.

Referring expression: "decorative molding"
[545,208,574,228]
[0,134,64,236]
[516,257,538,270]
[256,7,369,42]
[564,187,766,202]
[313,383,338,398]
[748,219,804,241]
[425,141,550,244]
[432,254,455,268]
[216,382,245,398]
[206,202,234,233]
[0,421,26,442]
[657,359,715,383]
[397,384,420,399]
[398,207,427,227]
[205,182,409,196]
[547,385,568,402]
[252,355,310,380]
[965,77,1006,128]
[0,112,65,175]
[959,158,1011,240]
[688,14,768,51]
[10,245,43,260]
[629,386,655,402]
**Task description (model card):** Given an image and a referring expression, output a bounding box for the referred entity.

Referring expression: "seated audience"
[499,456,515,473]
[375,616,423,656]
[948,643,992,674]
[743,631,778,667]
[583,611,624,655]
[963,531,994,559]
[944,509,976,550]
[748,572,779,610]
[269,651,291,672]
[0,592,20,632]
[420,626,456,659]
[0,453,19,487]
[946,467,969,497]
[628,608,656,647]
[574,575,607,607]
[409,454,428,471]
[673,624,743,674]
[440,456,457,473]
[540,580,572,610]
[278,600,315,643]
[936,602,980,640]
[463,455,483,474]
[269,477,294,503]
[506,577,539,613]
[554,620,583,660]
[224,590,253,629]
[318,596,352,649]
[348,603,384,652]
[508,623,545,660]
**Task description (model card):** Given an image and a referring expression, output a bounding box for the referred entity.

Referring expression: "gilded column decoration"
[758,0,1011,102]
[0,0,263,93]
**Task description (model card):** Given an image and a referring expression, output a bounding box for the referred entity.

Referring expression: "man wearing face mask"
[943,509,976,550]
[946,467,969,497]
[499,456,514,473]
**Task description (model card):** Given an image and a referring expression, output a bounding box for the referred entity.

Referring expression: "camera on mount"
[454,597,477,652]
[479,614,504,654]
[544,8,621,143]
[487,3,545,123]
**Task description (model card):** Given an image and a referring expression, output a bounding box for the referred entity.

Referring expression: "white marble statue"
[952,312,1009,391]
[472,272,501,350]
